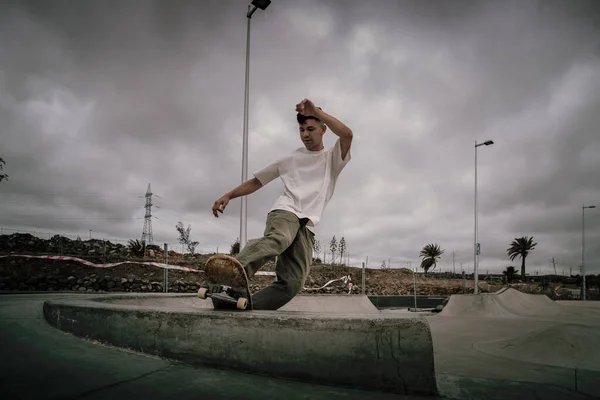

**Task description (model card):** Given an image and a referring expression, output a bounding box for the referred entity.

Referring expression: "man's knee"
[266,231,292,249]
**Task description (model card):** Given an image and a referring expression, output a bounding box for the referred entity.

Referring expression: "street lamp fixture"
[582,204,596,301]
[250,0,271,12]
[240,0,271,250]
[476,140,494,147]
[474,139,495,294]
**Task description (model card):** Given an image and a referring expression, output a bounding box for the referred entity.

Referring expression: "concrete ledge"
[95,293,381,313]
[42,294,438,396]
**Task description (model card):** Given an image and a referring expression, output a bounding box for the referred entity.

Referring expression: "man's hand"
[212,195,230,217]
[295,98,318,116]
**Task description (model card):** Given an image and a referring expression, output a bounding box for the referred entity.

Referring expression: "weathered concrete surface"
[279,294,380,312]
[0,294,437,400]
[43,294,438,397]
[94,293,380,313]
[429,289,600,399]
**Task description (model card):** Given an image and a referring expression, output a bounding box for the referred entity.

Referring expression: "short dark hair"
[296,107,323,125]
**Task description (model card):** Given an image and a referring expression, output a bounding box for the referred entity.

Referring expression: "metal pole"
[240,5,252,249]
[474,140,478,293]
[453,251,455,276]
[361,262,365,295]
[413,265,418,309]
[580,205,596,300]
[582,205,585,301]
[164,243,169,293]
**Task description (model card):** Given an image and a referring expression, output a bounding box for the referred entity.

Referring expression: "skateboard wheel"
[198,288,208,299]
[236,297,248,310]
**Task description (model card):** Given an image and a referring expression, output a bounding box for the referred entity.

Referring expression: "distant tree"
[230,238,240,255]
[503,266,517,283]
[507,236,537,279]
[338,237,346,265]
[329,235,338,264]
[0,157,8,183]
[176,221,199,254]
[313,239,321,261]
[381,260,387,269]
[419,243,444,275]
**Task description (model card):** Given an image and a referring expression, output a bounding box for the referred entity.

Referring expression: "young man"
[210,98,352,310]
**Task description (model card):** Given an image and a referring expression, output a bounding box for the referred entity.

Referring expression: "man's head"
[297,112,326,151]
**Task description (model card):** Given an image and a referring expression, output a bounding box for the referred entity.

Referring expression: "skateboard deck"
[198,254,253,310]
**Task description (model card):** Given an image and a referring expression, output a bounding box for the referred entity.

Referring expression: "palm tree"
[506,236,537,279]
[419,243,444,274]
[127,239,146,257]
[0,157,8,183]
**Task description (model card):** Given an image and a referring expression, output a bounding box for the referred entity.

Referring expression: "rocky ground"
[0,232,592,298]
[0,254,477,296]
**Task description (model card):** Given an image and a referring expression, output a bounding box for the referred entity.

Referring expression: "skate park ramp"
[439,288,600,370]
[42,293,437,397]
[428,288,600,398]
[438,287,600,320]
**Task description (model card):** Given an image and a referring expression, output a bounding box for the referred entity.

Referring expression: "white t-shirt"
[253,137,351,234]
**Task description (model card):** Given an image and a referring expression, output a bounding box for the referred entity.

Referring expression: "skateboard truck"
[198,284,249,310]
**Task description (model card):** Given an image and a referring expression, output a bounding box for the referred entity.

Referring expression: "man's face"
[299,119,325,150]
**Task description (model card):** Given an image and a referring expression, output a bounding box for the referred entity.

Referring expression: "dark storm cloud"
[1,0,599,274]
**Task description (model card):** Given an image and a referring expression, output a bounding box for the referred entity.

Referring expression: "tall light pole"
[474,139,494,294]
[240,0,271,249]
[582,204,596,301]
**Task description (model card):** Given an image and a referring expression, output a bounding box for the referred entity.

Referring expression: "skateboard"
[198,254,253,310]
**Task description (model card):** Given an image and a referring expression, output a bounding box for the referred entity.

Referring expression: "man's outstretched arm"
[212,177,263,217]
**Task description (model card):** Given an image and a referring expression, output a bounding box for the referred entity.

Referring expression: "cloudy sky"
[1,0,599,275]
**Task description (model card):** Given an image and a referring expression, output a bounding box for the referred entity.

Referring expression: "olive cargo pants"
[235,210,314,310]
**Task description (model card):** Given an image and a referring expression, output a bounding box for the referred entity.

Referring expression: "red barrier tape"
[0,254,277,276]
[0,255,354,290]
[0,254,199,272]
